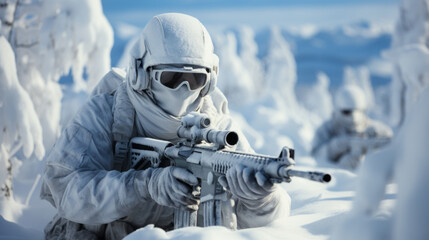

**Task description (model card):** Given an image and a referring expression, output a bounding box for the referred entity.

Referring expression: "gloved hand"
[218,164,276,209]
[136,166,200,211]
[327,135,352,161]
[338,152,364,170]
[365,126,378,138]
[329,135,351,152]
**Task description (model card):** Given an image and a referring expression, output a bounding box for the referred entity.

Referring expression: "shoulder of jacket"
[207,87,229,115]
[111,67,127,79]
[90,68,126,97]
[67,93,115,141]
[85,93,115,115]
[100,67,126,84]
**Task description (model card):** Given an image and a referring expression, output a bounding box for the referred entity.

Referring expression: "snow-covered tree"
[214,31,256,107]
[4,0,113,147]
[263,27,299,110]
[300,72,333,121]
[332,0,429,239]
[0,0,113,222]
[234,26,265,98]
[386,0,429,127]
[214,27,322,155]
[0,36,44,220]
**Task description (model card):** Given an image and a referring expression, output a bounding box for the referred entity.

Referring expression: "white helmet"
[128,13,219,96]
[334,85,367,111]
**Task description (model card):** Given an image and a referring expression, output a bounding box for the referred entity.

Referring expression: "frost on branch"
[0,0,113,222]
[2,0,113,148]
[301,72,333,121]
[332,1,429,239]
[0,37,44,160]
[0,36,44,219]
[385,0,429,127]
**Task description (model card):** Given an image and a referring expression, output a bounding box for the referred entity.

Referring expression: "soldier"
[40,13,290,240]
[311,85,393,169]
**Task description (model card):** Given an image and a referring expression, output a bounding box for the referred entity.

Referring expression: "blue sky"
[101,1,400,32]
[101,0,399,12]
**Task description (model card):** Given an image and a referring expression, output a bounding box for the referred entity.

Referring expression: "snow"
[331,87,429,240]
[0,215,43,240]
[393,88,429,239]
[332,1,429,239]
[300,72,333,121]
[0,0,113,235]
[0,36,45,161]
[124,168,355,240]
[0,36,45,222]
[385,0,429,127]
[4,0,429,239]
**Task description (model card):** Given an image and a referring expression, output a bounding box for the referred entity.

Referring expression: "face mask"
[150,77,203,117]
[334,109,367,134]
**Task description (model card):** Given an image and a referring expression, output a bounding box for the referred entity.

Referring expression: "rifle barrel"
[284,169,331,183]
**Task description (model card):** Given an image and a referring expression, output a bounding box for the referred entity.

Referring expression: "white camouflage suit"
[311,85,393,169]
[40,13,290,240]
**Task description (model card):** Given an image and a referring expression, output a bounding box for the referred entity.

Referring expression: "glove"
[327,135,352,161]
[136,166,200,211]
[218,164,276,209]
[338,152,364,170]
[329,136,351,151]
[365,126,377,138]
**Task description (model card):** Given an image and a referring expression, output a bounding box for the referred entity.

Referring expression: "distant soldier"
[311,85,393,169]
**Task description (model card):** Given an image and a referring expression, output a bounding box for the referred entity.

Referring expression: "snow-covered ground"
[5,0,429,239]
[124,168,397,240]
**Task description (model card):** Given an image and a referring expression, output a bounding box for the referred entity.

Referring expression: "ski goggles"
[150,66,209,90]
[341,110,353,116]
[340,109,364,116]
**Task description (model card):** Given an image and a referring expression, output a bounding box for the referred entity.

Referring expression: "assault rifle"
[129,112,331,229]
[348,137,391,155]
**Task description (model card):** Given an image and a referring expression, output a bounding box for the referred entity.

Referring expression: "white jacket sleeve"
[41,94,155,225]
[365,119,394,139]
